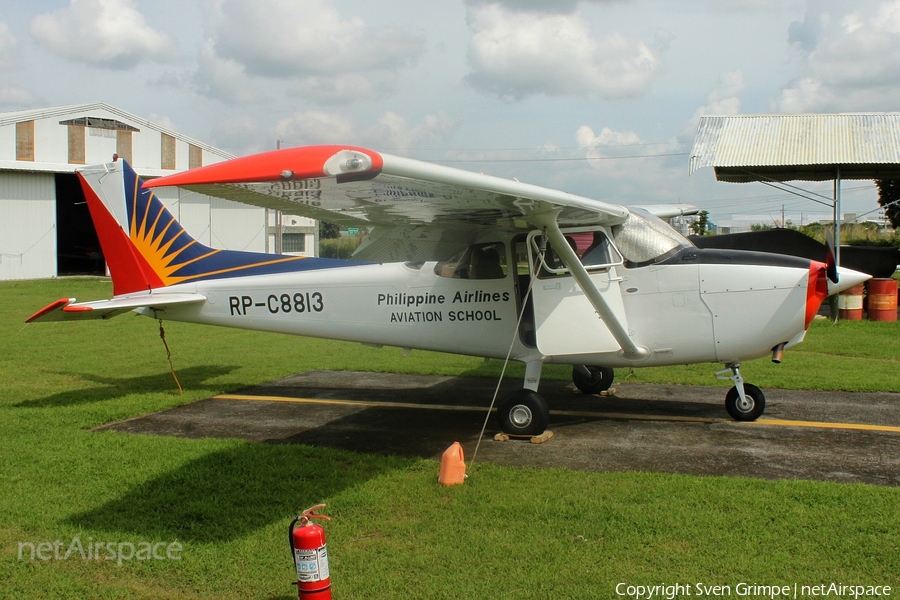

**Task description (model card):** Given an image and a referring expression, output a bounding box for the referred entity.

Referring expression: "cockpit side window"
[434,242,507,279]
[610,210,694,267]
[531,229,622,277]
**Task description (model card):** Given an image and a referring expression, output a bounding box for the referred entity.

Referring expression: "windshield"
[610,209,694,267]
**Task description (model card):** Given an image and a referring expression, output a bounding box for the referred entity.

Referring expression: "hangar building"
[0,103,316,282]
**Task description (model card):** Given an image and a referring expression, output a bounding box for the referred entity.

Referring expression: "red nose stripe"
[805,261,829,329]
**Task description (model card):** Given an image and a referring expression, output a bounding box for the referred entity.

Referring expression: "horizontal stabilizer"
[26,294,206,323]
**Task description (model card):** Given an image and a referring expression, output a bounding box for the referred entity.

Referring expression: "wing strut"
[530,213,650,360]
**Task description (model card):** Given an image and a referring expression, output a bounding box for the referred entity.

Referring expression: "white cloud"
[274,111,359,146]
[576,125,645,170]
[192,39,263,104]
[365,112,456,154]
[680,70,746,140]
[0,84,35,107]
[465,0,626,14]
[775,0,900,112]
[146,113,178,132]
[29,0,174,70]
[574,117,690,203]
[0,21,35,106]
[465,4,663,100]
[273,110,456,153]
[0,22,17,68]
[211,116,271,156]
[200,0,424,103]
[288,73,398,105]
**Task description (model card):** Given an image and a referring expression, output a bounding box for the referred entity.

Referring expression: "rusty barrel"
[867,278,898,322]
[837,283,865,320]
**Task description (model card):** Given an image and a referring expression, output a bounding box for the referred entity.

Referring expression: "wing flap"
[27,294,207,323]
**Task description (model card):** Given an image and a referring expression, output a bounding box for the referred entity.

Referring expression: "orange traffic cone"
[438,442,466,486]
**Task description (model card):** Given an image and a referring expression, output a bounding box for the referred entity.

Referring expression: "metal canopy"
[690,113,900,182]
[690,113,900,266]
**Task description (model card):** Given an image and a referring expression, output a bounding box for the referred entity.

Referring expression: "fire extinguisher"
[289,504,332,600]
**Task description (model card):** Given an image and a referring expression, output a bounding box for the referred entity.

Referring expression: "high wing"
[144,146,644,262]
[634,204,700,219]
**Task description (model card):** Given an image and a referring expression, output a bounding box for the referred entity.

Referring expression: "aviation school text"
[616,582,891,599]
[378,290,510,323]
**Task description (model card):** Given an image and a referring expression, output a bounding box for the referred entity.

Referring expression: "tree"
[689,210,711,236]
[875,179,900,228]
[319,221,341,239]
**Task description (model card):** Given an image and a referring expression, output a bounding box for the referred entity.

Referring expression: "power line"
[432,152,689,164]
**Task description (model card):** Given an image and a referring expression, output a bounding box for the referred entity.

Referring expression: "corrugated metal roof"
[690,113,900,182]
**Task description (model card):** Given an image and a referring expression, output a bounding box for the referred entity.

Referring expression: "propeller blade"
[825,229,839,284]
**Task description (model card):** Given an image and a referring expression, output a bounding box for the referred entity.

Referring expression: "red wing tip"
[26,298,74,323]
[143,145,383,189]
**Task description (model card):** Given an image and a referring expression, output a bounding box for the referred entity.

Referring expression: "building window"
[189,144,202,169]
[282,233,306,253]
[67,125,86,164]
[16,121,34,161]
[161,133,176,169]
[117,130,133,164]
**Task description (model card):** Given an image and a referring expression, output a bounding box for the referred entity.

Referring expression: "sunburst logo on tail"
[116,163,354,287]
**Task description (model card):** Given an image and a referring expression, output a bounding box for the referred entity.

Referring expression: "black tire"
[497,390,549,436]
[725,383,766,421]
[572,366,614,394]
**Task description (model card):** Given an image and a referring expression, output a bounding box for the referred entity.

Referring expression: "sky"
[2,0,900,226]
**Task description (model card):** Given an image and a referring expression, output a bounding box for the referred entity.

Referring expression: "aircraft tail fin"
[78,160,359,296]
[78,161,170,295]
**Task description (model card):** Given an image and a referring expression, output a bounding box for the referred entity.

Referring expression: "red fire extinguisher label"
[294,545,329,582]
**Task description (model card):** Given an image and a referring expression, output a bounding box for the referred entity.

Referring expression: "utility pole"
[274,139,283,254]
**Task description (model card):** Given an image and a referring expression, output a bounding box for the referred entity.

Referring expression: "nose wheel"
[717,363,766,421]
[724,383,766,421]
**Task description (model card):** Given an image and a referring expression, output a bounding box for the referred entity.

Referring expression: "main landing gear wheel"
[497,389,549,436]
[725,383,766,421]
[572,366,614,394]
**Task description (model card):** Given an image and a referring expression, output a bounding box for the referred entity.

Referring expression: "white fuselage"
[144,236,817,370]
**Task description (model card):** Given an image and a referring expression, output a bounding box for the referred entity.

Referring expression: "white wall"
[152,186,266,252]
[0,172,57,280]
[210,197,266,252]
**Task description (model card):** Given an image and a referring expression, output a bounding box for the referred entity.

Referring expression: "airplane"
[27,145,870,435]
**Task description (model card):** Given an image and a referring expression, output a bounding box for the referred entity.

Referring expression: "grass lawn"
[1,278,898,598]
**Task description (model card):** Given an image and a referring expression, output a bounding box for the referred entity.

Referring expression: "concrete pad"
[97,371,900,486]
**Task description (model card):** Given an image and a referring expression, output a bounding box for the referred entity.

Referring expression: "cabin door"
[526,228,628,356]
